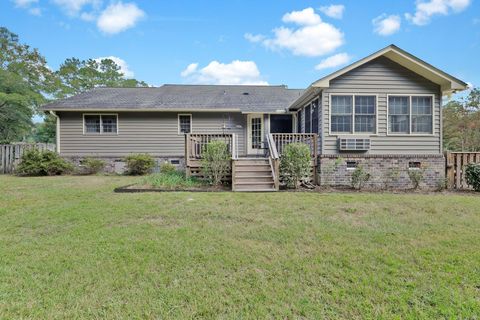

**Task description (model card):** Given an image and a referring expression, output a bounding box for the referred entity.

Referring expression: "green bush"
[124,154,155,175]
[465,163,480,191]
[160,162,176,174]
[351,165,371,190]
[81,157,105,175]
[16,148,73,176]
[280,143,311,189]
[143,171,204,190]
[408,169,424,190]
[201,140,231,185]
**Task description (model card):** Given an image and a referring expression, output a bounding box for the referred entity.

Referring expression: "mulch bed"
[114,184,230,193]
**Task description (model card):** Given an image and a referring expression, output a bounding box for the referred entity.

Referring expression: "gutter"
[49,111,60,153]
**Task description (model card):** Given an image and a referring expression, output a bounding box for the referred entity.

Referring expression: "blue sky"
[1,0,479,90]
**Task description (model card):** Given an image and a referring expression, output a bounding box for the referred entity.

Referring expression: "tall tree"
[0,27,55,143]
[443,88,480,152]
[54,58,148,99]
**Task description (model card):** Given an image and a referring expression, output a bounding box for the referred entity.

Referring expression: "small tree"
[465,163,480,191]
[201,140,230,185]
[351,165,371,190]
[280,143,311,189]
[16,148,73,176]
[408,169,424,190]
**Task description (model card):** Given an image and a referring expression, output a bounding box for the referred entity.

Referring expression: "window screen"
[312,99,319,133]
[354,96,376,133]
[411,96,433,134]
[84,115,101,133]
[388,96,410,134]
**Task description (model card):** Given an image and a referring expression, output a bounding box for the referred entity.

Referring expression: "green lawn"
[0,175,479,319]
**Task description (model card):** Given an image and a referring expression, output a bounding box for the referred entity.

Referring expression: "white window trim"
[329,94,378,136]
[178,113,192,135]
[82,113,119,135]
[386,94,435,136]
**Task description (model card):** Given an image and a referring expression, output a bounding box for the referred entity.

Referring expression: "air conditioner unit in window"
[338,138,371,151]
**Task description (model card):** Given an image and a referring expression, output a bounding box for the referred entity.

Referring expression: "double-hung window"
[84,114,118,134]
[331,95,376,134]
[178,114,192,134]
[388,95,433,134]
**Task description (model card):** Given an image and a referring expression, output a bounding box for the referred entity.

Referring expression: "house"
[42,45,468,191]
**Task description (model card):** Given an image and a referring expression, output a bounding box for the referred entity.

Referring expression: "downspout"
[49,111,60,154]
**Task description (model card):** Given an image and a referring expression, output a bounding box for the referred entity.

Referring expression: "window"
[178,114,191,134]
[304,104,311,133]
[409,161,422,170]
[83,114,117,134]
[331,95,376,134]
[412,96,433,134]
[388,95,433,134]
[346,161,358,170]
[331,95,353,133]
[354,96,376,133]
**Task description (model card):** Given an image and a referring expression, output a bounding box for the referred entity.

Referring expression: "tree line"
[1,26,479,151]
[0,26,147,144]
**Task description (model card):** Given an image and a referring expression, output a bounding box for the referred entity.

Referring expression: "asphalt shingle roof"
[42,85,304,113]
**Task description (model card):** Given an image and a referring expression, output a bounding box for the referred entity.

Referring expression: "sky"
[1,0,479,91]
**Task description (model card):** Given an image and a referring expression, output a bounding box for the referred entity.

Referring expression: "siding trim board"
[328,94,379,136]
[386,94,436,137]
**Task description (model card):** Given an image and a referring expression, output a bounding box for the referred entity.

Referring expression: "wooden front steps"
[232,158,276,192]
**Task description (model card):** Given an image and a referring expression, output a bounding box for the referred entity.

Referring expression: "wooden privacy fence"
[445,152,480,189]
[0,143,56,174]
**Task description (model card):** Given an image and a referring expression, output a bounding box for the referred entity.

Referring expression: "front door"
[247,114,264,155]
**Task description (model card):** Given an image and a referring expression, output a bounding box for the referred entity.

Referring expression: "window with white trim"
[178,114,191,134]
[331,95,376,134]
[84,114,117,134]
[388,95,433,134]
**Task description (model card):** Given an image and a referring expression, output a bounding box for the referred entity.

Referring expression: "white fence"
[0,143,56,174]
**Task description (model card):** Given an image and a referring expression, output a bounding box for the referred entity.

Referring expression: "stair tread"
[235,175,273,178]
[235,189,276,192]
[234,181,274,185]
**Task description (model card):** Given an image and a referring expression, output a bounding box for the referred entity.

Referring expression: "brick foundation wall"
[318,155,445,190]
[65,156,186,174]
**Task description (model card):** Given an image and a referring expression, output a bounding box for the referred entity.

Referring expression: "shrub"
[201,140,230,185]
[160,162,176,174]
[124,154,155,175]
[408,169,424,190]
[81,157,105,175]
[351,165,371,190]
[16,148,73,176]
[280,143,311,189]
[465,163,480,191]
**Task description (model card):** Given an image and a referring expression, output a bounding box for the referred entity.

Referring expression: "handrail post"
[231,133,237,160]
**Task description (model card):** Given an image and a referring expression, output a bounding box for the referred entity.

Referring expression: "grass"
[0,175,479,319]
[141,171,205,190]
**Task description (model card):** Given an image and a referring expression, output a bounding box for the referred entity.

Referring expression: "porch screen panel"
[270,114,293,133]
[297,111,302,133]
[304,105,311,133]
[312,99,319,133]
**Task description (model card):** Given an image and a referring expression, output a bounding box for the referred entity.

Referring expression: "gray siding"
[322,56,442,155]
[58,111,247,157]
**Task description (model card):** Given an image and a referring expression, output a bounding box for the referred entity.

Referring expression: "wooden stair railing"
[266,133,280,191]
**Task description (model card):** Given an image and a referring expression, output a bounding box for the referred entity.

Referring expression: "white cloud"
[80,11,96,21]
[244,33,265,43]
[180,63,198,77]
[180,60,268,85]
[97,2,145,34]
[12,0,38,8]
[52,0,101,15]
[319,4,345,19]
[406,0,471,25]
[28,7,41,15]
[95,56,134,78]
[315,53,351,70]
[373,14,401,36]
[256,7,344,57]
[282,7,321,25]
